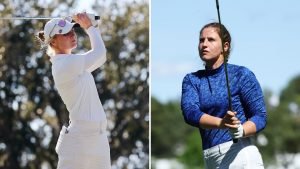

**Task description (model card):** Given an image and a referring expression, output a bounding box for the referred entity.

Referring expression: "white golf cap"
[44,18,75,44]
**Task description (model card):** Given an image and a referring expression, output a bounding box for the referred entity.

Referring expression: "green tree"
[151,97,186,157]
[178,130,204,169]
[260,76,300,167]
[0,0,149,168]
[151,97,203,168]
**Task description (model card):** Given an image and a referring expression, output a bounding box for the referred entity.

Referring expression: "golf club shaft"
[215,0,238,143]
[0,16,100,20]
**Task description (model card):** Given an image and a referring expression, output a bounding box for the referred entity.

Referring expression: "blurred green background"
[0,0,149,168]
[151,78,300,168]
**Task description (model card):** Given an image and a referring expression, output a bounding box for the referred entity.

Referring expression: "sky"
[151,0,300,103]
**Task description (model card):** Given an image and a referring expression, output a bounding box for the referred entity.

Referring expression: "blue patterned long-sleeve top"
[181,63,267,150]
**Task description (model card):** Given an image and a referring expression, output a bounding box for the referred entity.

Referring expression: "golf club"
[215,0,238,143]
[0,15,100,20]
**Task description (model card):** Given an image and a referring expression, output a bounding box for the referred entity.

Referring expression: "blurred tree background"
[0,0,149,168]
[151,97,204,169]
[152,76,300,168]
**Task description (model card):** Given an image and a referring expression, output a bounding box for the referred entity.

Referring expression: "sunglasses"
[49,20,67,38]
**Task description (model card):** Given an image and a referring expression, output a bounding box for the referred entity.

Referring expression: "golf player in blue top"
[181,22,267,168]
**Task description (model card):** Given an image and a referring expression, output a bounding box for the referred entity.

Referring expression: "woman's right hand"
[72,12,93,30]
[220,111,240,129]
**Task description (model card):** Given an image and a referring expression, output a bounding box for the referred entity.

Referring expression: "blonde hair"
[36,31,55,57]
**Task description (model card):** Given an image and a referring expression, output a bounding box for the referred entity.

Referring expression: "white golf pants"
[55,120,111,169]
[203,138,264,169]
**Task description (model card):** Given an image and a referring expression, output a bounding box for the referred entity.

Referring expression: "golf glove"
[229,124,244,139]
[65,14,98,27]
[87,13,98,27]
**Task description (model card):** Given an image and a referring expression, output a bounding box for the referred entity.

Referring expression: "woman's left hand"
[72,12,93,30]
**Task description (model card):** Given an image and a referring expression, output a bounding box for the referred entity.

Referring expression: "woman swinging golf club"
[37,12,111,169]
[181,22,266,168]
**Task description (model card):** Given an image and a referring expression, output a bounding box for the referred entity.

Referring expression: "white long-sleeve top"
[50,26,107,122]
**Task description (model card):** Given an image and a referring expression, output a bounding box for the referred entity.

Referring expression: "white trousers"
[203,138,264,169]
[55,120,111,169]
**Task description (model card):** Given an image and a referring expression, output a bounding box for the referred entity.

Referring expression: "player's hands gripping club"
[72,12,93,30]
[221,111,244,139]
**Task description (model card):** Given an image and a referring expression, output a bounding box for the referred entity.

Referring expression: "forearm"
[199,114,223,129]
[242,120,257,137]
[84,27,107,72]
[199,111,240,129]
[86,27,106,54]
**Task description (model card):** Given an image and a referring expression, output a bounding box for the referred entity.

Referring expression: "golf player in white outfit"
[37,12,111,169]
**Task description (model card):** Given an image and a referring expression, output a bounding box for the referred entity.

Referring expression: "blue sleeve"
[181,74,204,127]
[240,68,267,132]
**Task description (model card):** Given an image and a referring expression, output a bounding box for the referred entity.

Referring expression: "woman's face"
[51,29,77,53]
[198,27,226,64]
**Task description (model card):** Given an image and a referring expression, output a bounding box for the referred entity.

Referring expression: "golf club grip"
[72,15,100,27]
[71,16,100,22]
[94,16,100,20]
[215,0,238,144]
